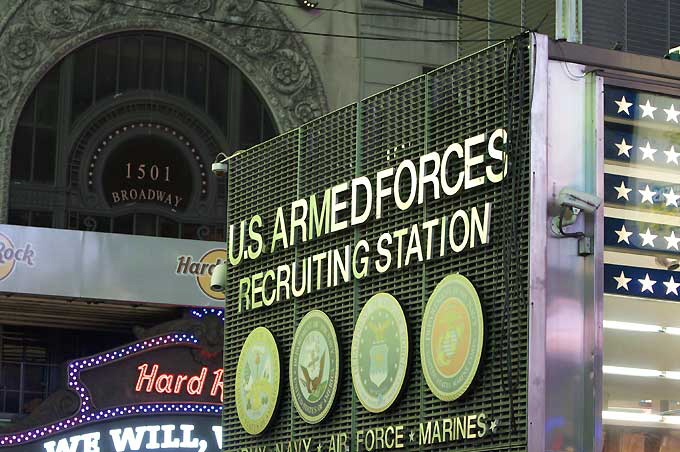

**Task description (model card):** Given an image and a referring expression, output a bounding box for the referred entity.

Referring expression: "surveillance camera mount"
[552,205,585,238]
[551,187,603,256]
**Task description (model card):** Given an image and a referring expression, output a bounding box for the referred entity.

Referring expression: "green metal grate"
[224,36,532,452]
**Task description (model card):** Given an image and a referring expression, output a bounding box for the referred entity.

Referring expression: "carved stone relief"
[0,0,328,220]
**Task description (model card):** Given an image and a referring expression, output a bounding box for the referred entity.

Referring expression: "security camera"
[558,187,602,214]
[210,262,227,293]
[211,161,227,177]
[551,187,602,238]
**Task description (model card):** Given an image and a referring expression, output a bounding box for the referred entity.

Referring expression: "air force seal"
[290,310,339,424]
[235,327,280,435]
[351,293,408,413]
[421,274,483,402]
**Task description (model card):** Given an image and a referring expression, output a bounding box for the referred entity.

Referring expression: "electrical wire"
[256,0,478,22]
[104,0,506,43]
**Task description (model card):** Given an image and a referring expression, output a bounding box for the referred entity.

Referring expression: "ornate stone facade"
[0,0,328,220]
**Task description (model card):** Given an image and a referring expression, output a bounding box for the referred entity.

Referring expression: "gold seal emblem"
[351,293,408,413]
[421,274,483,401]
[235,327,280,435]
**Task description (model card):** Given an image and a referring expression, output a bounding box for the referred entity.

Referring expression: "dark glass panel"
[67,212,79,229]
[187,44,206,108]
[30,211,53,228]
[95,38,118,100]
[18,94,35,125]
[208,56,229,136]
[240,81,262,149]
[158,217,179,238]
[23,365,45,392]
[72,45,95,121]
[262,110,276,140]
[208,225,225,242]
[181,223,200,240]
[112,214,134,234]
[8,209,30,226]
[4,391,19,414]
[36,68,60,127]
[423,0,458,12]
[134,213,156,236]
[142,35,163,90]
[119,36,140,91]
[164,38,185,96]
[10,125,33,181]
[33,128,56,183]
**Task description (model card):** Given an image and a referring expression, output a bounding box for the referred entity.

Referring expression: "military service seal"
[290,310,339,424]
[351,293,409,413]
[235,327,280,435]
[421,274,483,402]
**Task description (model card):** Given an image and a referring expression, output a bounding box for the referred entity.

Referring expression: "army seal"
[290,310,339,424]
[421,274,483,402]
[235,327,280,435]
[351,293,408,413]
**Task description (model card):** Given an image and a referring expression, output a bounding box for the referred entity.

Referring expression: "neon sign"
[135,364,223,401]
[0,330,223,449]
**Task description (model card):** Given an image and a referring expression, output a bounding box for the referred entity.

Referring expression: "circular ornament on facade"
[351,293,408,413]
[235,327,280,435]
[290,310,339,424]
[421,274,484,402]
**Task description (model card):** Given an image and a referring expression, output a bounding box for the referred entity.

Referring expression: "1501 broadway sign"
[224,36,532,452]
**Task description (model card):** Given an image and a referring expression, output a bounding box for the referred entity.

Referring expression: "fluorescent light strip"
[604,320,662,332]
[603,320,680,335]
[603,411,680,425]
[603,365,662,377]
[603,365,680,380]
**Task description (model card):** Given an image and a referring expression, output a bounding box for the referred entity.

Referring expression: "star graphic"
[614,271,632,290]
[639,227,658,247]
[615,224,633,244]
[639,142,658,161]
[666,231,680,250]
[615,96,633,115]
[316,442,323,452]
[665,104,680,123]
[664,145,680,165]
[640,100,657,119]
[664,188,680,207]
[614,181,632,200]
[638,185,656,204]
[639,273,657,293]
[489,419,498,433]
[664,276,680,296]
[409,431,415,442]
[615,138,633,157]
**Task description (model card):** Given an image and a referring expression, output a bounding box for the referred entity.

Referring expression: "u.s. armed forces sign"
[225,36,531,452]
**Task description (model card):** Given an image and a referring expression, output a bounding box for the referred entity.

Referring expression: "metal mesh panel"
[224,36,532,452]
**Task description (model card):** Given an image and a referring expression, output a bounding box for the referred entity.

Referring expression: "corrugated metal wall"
[458,0,555,57]
[584,0,680,57]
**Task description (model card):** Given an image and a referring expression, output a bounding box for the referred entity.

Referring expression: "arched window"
[8,32,277,241]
